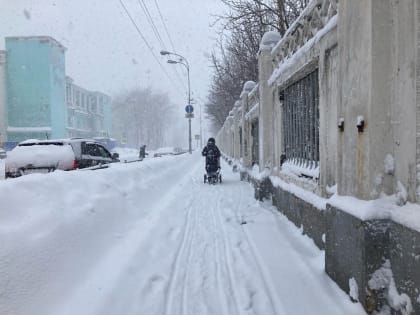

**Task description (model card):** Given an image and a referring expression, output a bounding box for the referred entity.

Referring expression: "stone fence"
[217,1,420,313]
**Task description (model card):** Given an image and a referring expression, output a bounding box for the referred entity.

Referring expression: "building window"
[66,85,72,104]
[282,69,319,170]
[75,91,80,106]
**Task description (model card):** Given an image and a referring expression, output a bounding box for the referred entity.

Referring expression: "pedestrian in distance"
[139,145,148,160]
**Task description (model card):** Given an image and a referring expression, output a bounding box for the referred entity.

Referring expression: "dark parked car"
[5,138,119,178]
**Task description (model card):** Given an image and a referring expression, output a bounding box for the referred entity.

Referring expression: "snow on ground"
[0,152,366,315]
[112,147,141,162]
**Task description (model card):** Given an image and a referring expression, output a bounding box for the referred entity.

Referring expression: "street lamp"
[160,50,192,154]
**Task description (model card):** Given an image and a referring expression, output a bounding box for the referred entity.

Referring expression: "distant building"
[4,36,112,143]
[0,50,6,146]
[5,36,66,141]
[65,76,112,138]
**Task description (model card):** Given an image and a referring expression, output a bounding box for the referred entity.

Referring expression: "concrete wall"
[338,0,418,202]
[216,0,420,312]
[0,51,6,144]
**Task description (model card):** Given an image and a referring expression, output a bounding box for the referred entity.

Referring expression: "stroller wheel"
[219,174,222,183]
[204,174,207,183]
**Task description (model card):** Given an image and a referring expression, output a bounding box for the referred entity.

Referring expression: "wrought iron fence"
[251,119,259,165]
[282,69,319,170]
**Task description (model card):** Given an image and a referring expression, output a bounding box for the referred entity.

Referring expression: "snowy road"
[0,151,365,315]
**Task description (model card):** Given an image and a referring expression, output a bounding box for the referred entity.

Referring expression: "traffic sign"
[185,105,194,113]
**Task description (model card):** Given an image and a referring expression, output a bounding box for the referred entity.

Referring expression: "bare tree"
[205,0,309,131]
[112,87,175,149]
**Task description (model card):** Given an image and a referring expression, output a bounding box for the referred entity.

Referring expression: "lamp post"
[160,50,192,154]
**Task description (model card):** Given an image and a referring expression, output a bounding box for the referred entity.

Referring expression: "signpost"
[185,105,194,114]
[185,105,194,151]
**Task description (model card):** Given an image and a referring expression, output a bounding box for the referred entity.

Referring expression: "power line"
[153,0,177,52]
[137,0,166,49]
[136,0,188,95]
[117,0,184,92]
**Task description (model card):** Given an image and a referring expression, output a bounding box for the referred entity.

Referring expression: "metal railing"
[282,69,319,172]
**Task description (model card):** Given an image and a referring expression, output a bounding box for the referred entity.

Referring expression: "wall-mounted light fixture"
[338,117,344,132]
[357,115,365,132]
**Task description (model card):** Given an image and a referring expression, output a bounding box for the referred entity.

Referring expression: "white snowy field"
[0,151,366,315]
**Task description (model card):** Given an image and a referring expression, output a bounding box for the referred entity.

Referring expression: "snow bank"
[112,147,140,162]
[368,260,413,315]
[329,194,420,232]
[241,162,420,232]
[349,277,359,302]
[269,175,327,210]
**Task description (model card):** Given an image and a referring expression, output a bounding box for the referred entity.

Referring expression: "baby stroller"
[202,137,222,184]
[204,157,222,184]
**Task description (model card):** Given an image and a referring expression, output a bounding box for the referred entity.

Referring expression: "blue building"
[6,36,66,141]
[0,50,6,145]
[4,36,112,143]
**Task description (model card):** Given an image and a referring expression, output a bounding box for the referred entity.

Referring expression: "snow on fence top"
[260,31,281,51]
[270,0,338,77]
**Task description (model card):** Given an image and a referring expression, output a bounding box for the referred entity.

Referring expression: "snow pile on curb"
[368,260,413,315]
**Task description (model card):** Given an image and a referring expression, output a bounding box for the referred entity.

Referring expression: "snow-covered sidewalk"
[0,151,365,315]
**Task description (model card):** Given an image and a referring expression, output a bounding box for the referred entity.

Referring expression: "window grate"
[251,119,259,166]
[282,69,319,172]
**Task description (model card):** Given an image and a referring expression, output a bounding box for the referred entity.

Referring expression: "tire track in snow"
[232,184,287,315]
[208,189,241,315]
[164,182,200,315]
[166,176,240,315]
[211,165,286,315]
[180,199,200,315]
[52,156,203,315]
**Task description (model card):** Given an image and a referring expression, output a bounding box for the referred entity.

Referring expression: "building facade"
[3,36,112,144]
[65,76,112,138]
[6,36,66,141]
[0,50,6,145]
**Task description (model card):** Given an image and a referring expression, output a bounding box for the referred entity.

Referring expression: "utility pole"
[160,50,193,154]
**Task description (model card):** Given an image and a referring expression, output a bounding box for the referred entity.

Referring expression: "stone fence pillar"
[338,0,417,201]
[258,32,281,171]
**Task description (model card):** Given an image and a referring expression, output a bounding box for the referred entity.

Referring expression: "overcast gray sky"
[0,0,225,144]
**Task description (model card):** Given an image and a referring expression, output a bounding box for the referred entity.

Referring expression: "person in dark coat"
[139,145,148,159]
[202,137,221,172]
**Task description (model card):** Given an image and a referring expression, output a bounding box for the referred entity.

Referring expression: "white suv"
[5,138,119,178]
